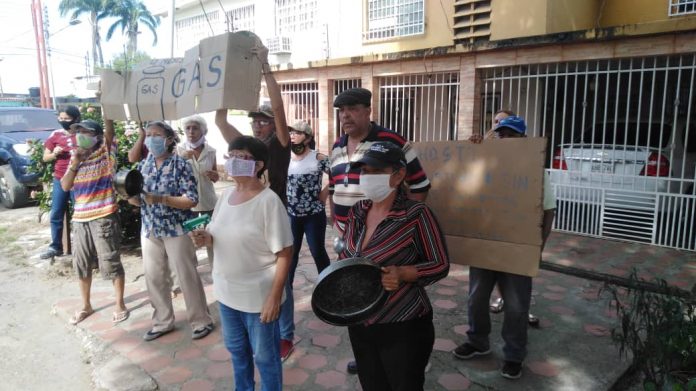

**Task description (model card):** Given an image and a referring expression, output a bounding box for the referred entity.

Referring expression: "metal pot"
[114,169,143,198]
[311,257,388,326]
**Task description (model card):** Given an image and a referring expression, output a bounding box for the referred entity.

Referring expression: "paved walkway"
[51,230,696,390]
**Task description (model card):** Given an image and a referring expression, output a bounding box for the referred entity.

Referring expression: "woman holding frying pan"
[336,141,450,391]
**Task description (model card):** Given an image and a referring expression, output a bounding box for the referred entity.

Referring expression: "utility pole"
[30,0,51,108]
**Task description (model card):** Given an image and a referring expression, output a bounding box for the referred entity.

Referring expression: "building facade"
[169,0,696,251]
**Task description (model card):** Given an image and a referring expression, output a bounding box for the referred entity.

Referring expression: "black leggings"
[348,313,434,391]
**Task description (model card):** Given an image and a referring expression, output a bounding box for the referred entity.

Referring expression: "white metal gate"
[280,81,320,147]
[480,54,696,251]
[377,72,460,142]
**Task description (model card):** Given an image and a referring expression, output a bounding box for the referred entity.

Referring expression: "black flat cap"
[333,88,372,108]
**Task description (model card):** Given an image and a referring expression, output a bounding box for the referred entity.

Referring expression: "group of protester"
[40,43,555,391]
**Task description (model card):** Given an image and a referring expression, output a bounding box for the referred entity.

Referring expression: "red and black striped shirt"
[338,190,449,325]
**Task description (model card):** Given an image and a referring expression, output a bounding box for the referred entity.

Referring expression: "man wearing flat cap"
[330,87,431,232]
[329,87,432,375]
[215,43,291,205]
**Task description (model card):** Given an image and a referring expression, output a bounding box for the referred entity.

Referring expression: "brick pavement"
[53,231,696,390]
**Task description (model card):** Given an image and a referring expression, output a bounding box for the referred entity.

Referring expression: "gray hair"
[183,115,208,135]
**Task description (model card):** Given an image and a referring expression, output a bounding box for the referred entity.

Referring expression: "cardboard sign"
[100,31,263,121]
[413,138,546,277]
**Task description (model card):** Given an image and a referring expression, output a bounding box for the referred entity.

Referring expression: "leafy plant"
[26,139,54,218]
[603,271,696,390]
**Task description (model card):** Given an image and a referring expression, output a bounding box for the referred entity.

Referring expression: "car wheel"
[0,165,29,208]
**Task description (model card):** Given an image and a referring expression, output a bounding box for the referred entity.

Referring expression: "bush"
[604,271,696,390]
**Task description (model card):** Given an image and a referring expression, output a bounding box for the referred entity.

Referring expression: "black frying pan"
[311,256,389,326]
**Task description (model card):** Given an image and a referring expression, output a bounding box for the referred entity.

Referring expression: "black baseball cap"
[333,88,372,108]
[70,119,103,135]
[353,141,406,169]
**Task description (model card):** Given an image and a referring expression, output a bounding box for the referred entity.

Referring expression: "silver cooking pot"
[114,169,143,198]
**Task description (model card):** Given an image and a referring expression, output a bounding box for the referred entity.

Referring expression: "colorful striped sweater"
[72,144,118,222]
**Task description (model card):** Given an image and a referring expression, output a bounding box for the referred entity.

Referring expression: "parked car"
[550,119,696,199]
[0,107,59,208]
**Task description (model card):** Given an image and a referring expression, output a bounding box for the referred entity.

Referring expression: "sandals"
[192,324,214,340]
[489,298,504,313]
[69,309,94,325]
[112,310,130,324]
[143,328,174,341]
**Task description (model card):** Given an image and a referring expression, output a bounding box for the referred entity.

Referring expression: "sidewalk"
[52,230,696,390]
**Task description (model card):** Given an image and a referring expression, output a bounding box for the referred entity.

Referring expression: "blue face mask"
[145,136,168,157]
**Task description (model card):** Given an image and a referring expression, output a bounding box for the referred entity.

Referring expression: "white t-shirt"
[208,186,293,313]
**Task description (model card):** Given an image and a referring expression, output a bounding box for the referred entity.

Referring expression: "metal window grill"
[280,81,320,146]
[266,36,292,54]
[377,72,460,142]
[227,4,255,32]
[365,0,425,41]
[669,0,696,16]
[479,55,696,251]
[275,0,318,35]
[175,11,220,52]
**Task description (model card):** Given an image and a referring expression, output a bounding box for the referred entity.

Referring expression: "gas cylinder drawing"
[136,65,166,121]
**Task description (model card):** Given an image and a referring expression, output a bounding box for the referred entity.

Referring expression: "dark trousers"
[348,314,434,391]
[466,266,532,363]
[49,177,72,252]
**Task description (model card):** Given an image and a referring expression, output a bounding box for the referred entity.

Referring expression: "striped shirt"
[72,144,118,222]
[338,190,449,325]
[329,122,430,231]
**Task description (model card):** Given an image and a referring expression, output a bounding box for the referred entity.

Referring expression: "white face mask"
[185,136,206,150]
[360,173,394,202]
[224,157,257,177]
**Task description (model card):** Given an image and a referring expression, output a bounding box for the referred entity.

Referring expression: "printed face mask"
[291,143,306,155]
[225,157,257,177]
[145,136,168,157]
[360,173,394,202]
[76,133,98,149]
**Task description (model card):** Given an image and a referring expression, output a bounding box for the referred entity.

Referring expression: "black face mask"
[59,120,72,131]
[291,143,306,155]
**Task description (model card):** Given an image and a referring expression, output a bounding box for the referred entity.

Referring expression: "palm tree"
[104,0,160,57]
[58,0,109,68]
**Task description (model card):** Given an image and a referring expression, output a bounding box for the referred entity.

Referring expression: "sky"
[0,0,171,98]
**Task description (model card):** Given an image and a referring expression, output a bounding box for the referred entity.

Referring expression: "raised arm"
[214,109,243,145]
[128,123,146,163]
[255,46,289,148]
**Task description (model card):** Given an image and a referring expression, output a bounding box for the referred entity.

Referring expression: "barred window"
[669,0,696,15]
[275,0,318,35]
[365,0,424,41]
[227,4,255,32]
[175,11,219,52]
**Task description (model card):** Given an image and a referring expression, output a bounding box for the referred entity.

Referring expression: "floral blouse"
[137,154,198,238]
[286,150,330,217]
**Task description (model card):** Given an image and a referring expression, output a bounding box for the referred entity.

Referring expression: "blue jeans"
[466,266,532,363]
[219,302,282,391]
[49,177,72,252]
[279,212,330,340]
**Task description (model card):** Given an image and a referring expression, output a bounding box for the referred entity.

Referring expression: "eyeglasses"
[251,119,271,127]
[289,130,305,136]
[224,153,255,161]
